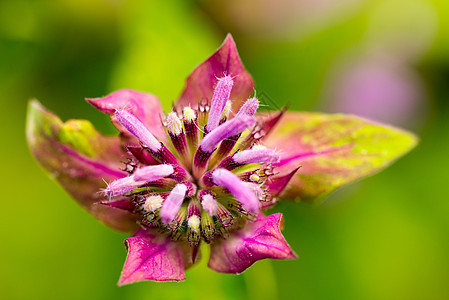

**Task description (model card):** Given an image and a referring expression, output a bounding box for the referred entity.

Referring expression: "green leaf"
[263,111,418,202]
[26,99,138,231]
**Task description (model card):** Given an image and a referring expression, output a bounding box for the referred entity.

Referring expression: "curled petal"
[206,75,234,133]
[267,168,300,197]
[160,183,188,224]
[264,112,418,202]
[212,168,259,214]
[114,109,162,151]
[86,89,166,142]
[176,34,254,113]
[233,148,279,165]
[236,97,259,117]
[126,145,158,165]
[119,229,192,285]
[208,213,297,274]
[133,164,174,182]
[26,100,137,231]
[200,114,255,153]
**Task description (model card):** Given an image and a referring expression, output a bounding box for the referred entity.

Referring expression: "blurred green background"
[1,0,448,299]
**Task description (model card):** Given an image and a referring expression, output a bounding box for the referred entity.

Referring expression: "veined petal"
[176,34,254,113]
[208,213,297,274]
[118,229,192,285]
[86,89,166,142]
[264,111,418,202]
[26,100,137,232]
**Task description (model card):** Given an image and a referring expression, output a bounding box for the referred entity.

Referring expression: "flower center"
[104,76,282,248]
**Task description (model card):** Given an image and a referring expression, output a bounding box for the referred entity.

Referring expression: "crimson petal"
[208,213,297,274]
[118,229,192,285]
[26,100,137,232]
[86,89,166,143]
[176,34,254,114]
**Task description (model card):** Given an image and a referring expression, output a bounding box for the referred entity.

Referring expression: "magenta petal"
[176,34,254,113]
[86,89,166,142]
[119,229,191,285]
[208,213,297,274]
[26,100,138,232]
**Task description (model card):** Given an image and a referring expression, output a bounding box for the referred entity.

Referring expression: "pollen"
[187,215,201,232]
[251,144,267,151]
[166,112,183,135]
[183,106,196,122]
[142,195,164,212]
[221,100,232,119]
[249,173,260,182]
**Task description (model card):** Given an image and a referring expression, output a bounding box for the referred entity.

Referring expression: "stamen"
[249,173,261,182]
[142,195,164,212]
[115,109,161,151]
[166,112,183,135]
[205,76,234,133]
[166,112,189,160]
[133,164,174,181]
[201,210,215,243]
[187,215,201,233]
[187,199,201,246]
[216,202,233,227]
[160,183,188,224]
[211,168,260,214]
[183,106,196,123]
[167,206,187,233]
[220,100,232,121]
[199,190,218,216]
[183,106,200,154]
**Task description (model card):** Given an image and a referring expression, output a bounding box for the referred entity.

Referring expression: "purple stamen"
[115,109,161,152]
[133,164,174,182]
[206,76,234,133]
[211,168,260,214]
[199,190,218,216]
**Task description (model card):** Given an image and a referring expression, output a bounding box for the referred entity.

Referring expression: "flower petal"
[176,34,254,113]
[86,89,166,142]
[118,229,192,285]
[208,213,297,274]
[26,99,137,232]
[264,111,418,202]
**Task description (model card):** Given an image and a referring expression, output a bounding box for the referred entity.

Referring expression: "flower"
[26,34,417,285]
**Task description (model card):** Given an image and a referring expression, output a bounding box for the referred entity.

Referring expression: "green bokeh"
[1,0,448,299]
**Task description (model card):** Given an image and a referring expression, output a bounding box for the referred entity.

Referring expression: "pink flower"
[26,34,417,285]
